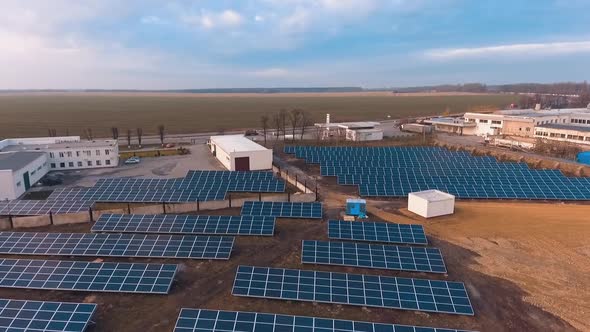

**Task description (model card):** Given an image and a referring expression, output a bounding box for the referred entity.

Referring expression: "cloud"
[141,16,165,25]
[182,9,244,30]
[425,40,590,59]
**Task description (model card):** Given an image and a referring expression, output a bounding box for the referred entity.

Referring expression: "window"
[68,162,74,167]
[76,151,81,157]
[87,161,92,166]
[16,181,21,187]
[491,120,501,125]
[105,149,110,155]
[60,162,65,168]
[479,119,488,123]
[37,166,42,171]
[526,128,530,132]
[50,163,56,168]
[77,161,83,167]
[95,150,101,156]
[96,160,102,166]
[84,150,91,157]
[49,152,55,158]
[31,170,36,176]
[59,152,64,158]
[67,151,72,157]
[105,160,111,165]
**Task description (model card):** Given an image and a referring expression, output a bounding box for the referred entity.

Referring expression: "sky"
[1,0,589,89]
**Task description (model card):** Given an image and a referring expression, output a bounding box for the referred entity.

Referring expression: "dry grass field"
[0,92,517,138]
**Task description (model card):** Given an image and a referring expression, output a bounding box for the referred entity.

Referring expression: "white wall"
[0,171,16,200]
[212,144,233,170]
[46,145,118,170]
[408,194,454,218]
[232,149,273,171]
[0,154,48,200]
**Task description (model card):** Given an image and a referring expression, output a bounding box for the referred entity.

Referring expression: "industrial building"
[0,136,119,170]
[208,135,272,171]
[0,152,49,200]
[408,190,455,218]
[424,117,476,135]
[315,114,383,141]
[534,124,590,145]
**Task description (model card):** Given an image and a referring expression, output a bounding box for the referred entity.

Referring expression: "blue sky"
[1,0,589,89]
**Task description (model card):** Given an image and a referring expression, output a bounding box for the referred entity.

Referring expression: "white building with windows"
[0,136,119,171]
[315,115,383,142]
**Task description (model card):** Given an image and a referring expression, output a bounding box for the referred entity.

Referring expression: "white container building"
[0,152,49,200]
[208,135,272,171]
[408,189,455,218]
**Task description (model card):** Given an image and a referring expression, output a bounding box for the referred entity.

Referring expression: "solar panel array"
[241,201,322,219]
[328,220,428,245]
[92,214,275,236]
[0,200,93,216]
[0,232,234,260]
[302,240,446,273]
[174,309,474,332]
[0,259,176,294]
[285,145,590,200]
[48,170,285,203]
[0,299,97,332]
[232,266,474,315]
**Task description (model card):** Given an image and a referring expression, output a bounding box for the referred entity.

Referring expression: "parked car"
[245,130,258,136]
[124,156,141,165]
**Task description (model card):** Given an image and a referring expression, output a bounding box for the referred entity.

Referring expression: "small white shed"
[408,190,455,218]
[209,135,273,171]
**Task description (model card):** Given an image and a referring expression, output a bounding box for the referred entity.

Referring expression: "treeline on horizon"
[393,81,590,95]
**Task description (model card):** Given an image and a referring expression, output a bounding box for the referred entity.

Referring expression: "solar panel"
[328,220,428,245]
[92,214,275,236]
[174,308,476,332]
[232,265,473,315]
[301,240,446,273]
[0,299,97,332]
[0,259,176,294]
[0,200,93,216]
[241,201,322,219]
[0,232,234,260]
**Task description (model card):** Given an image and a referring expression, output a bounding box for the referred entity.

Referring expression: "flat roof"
[536,124,590,132]
[410,189,455,202]
[210,135,269,153]
[0,152,45,171]
[1,139,117,152]
[315,121,379,129]
[425,117,475,127]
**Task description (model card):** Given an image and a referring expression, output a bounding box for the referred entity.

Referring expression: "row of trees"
[47,125,167,149]
[259,109,313,145]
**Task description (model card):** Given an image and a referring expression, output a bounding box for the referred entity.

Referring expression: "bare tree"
[111,127,119,140]
[279,109,288,140]
[126,129,132,148]
[157,125,165,146]
[289,109,301,141]
[136,128,143,148]
[273,113,281,142]
[47,128,57,137]
[260,115,269,146]
[83,128,93,141]
[299,111,311,140]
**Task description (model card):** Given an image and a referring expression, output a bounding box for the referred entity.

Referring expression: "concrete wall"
[272,165,315,194]
[0,171,16,201]
[212,143,232,170]
[503,119,535,137]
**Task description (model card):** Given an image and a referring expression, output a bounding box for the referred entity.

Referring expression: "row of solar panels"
[0,300,474,332]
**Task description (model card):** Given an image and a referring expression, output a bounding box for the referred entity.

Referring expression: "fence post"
[49,211,54,225]
[89,207,94,222]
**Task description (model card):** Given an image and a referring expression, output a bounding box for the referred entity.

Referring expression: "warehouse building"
[208,135,272,171]
[534,124,590,145]
[423,117,475,135]
[0,152,49,200]
[0,136,119,170]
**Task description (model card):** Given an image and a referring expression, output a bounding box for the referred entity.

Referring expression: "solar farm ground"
[0,205,582,332]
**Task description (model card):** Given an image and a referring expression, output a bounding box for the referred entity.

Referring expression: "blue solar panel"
[288,146,590,201]
[174,308,476,332]
[92,214,276,236]
[328,220,428,245]
[0,200,93,216]
[0,299,97,332]
[0,259,177,294]
[232,266,474,315]
[302,240,446,273]
[0,232,234,260]
[241,201,322,219]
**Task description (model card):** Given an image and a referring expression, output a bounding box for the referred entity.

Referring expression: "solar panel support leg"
[127,203,131,214]
[229,194,232,208]
[258,193,262,201]
[49,211,53,225]
[88,207,94,222]
[8,215,13,229]
[304,180,307,193]
[162,202,166,214]
[315,184,318,201]
[197,199,200,211]
[288,191,291,202]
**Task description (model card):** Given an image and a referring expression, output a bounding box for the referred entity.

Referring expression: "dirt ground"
[0,201,585,332]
